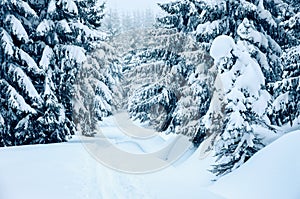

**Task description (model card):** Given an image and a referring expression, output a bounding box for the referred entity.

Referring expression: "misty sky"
[105,0,171,13]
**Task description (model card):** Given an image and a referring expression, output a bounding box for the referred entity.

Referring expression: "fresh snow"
[237,18,269,50]
[0,80,36,114]
[210,130,300,199]
[47,0,57,14]
[57,19,72,34]
[62,0,78,15]
[0,113,4,126]
[8,65,42,105]
[13,0,37,17]
[36,19,55,36]
[39,45,55,71]
[18,49,44,75]
[0,114,222,199]
[196,20,223,39]
[210,35,235,60]
[60,45,87,64]
[0,29,14,56]
[1,115,299,199]
[97,81,113,102]
[5,15,29,42]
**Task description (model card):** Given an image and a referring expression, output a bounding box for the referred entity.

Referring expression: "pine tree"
[268,45,300,127]
[73,42,121,136]
[121,27,213,136]
[169,53,214,137]
[158,0,300,83]
[0,0,44,146]
[206,35,267,177]
[0,0,106,146]
[267,5,300,127]
[156,0,299,176]
[0,112,6,147]
[102,9,121,39]
[124,45,182,131]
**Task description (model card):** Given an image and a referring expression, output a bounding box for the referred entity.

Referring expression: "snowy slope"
[1,115,299,199]
[0,114,222,199]
[211,130,300,199]
[0,138,102,199]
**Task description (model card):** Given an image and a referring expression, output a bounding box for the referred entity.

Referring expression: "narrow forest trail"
[78,112,223,199]
[80,111,194,173]
[0,112,223,199]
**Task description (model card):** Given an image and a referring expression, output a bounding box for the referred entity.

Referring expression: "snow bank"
[211,130,300,199]
[0,138,101,199]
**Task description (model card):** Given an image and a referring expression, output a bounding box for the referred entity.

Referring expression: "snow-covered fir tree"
[0,0,108,146]
[0,0,46,146]
[268,45,300,127]
[73,42,121,136]
[157,0,300,176]
[122,29,185,131]
[120,27,213,137]
[207,35,267,177]
[268,4,300,128]
[102,9,121,39]
[157,0,297,82]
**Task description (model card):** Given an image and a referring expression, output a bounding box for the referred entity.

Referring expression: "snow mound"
[211,130,300,199]
[210,35,235,60]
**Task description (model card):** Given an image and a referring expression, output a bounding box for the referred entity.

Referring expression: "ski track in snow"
[0,113,224,199]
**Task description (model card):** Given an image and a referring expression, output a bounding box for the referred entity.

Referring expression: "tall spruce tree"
[0,0,44,146]
[157,0,299,176]
[207,35,267,177]
[120,27,213,137]
[73,42,121,136]
[158,0,298,83]
[268,4,300,128]
[0,0,106,146]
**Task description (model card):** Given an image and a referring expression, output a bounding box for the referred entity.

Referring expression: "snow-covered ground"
[210,130,300,199]
[0,114,299,199]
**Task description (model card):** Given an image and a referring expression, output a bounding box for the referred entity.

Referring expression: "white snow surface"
[39,45,54,71]
[5,15,29,42]
[210,35,235,60]
[0,114,299,199]
[0,29,14,56]
[211,130,300,199]
[36,19,54,36]
[61,0,78,15]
